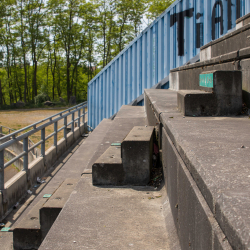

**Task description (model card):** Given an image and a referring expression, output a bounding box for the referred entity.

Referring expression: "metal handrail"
[0,102,87,190]
[1,124,39,148]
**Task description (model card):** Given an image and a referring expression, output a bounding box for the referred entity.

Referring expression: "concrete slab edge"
[145,91,235,249]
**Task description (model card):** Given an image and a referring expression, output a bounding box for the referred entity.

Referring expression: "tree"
[147,0,174,20]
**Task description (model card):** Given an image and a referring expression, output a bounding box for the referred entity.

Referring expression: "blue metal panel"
[88,0,249,129]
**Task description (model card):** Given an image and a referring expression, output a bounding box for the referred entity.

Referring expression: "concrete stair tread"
[39,175,179,250]
[178,90,212,95]
[94,146,122,165]
[93,125,154,186]
[123,126,154,141]
[41,178,78,209]
[40,178,78,241]
[12,198,47,230]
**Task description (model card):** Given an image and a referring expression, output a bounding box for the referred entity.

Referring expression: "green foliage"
[34,93,50,104]
[147,0,174,19]
[0,0,174,107]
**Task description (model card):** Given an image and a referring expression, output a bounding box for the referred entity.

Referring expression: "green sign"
[199,73,213,88]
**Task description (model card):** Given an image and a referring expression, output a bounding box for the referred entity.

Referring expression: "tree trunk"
[0,79,3,106]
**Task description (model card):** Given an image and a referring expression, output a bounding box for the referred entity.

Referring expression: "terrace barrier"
[0,102,87,219]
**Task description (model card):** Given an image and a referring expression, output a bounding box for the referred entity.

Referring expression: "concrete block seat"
[145,88,250,249]
[177,70,242,116]
[92,126,154,186]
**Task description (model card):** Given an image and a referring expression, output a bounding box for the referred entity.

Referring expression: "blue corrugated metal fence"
[88,0,250,129]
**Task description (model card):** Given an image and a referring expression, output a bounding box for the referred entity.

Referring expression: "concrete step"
[177,71,242,116]
[40,174,179,250]
[12,198,47,250]
[92,126,154,186]
[177,90,214,116]
[92,145,123,185]
[121,126,154,185]
[236,12,250,30]
[12,178,78,249]
[40,178,78,241]
[200,19,250,61]
[145,89,234,250]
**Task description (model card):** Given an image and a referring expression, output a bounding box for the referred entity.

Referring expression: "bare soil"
[0,109,70,150]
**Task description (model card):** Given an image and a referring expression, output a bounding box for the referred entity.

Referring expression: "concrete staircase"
[170,13,250,109]
[38,105,180,250]
[93,126,154,186]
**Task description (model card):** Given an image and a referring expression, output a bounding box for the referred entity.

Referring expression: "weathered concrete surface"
[40,175,176,250]
[177,71,242,116]
[122,126,154,185]
[39,105,180,249]
[145,89,250,249]
[236,13,250,29]
[92,146,123,185]
[13,198,48,250]
[0,130,92,249]
[201,23,250,59]
[40,178,78,240]
[177,90,215,116]
[162,129,232,250]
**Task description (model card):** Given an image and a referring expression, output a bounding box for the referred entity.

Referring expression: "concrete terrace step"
[40,178,78,241]
[12,178,78,249]
[93,126,154,186]
[177,71,242,116]
[145,88,250,249]
[92,145,123,186]
[39,105,181,249]
[200,22,250,61]
[13,198,47,250]
[40,175,179,250]
[0,118,115,249]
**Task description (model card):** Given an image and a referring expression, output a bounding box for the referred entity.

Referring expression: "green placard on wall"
[199,73,214,88]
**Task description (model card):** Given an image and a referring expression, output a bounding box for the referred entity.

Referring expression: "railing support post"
[23,137,28,171]
[0,150,4,191]
[41,128,45,157]
[78,110,80,127]
[54,122,58,152]
[64,117,67,143]
[0,126,2,134]
[82,108,85,124]
[71,112,74,133]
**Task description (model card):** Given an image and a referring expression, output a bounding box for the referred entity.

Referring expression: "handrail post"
[71,112,74,133]
[82,107,85,124]
[64,117,67,143]
[0,150,4,191]
[0,126,2,134]
[54,121,58,152]
[78,110,80,127]
[23,137,28,171]
[41,128,45,157]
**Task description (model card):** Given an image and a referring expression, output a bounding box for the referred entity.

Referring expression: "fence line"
[0,102,87,191]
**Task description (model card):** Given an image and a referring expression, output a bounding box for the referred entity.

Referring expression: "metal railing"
[0,125,38,156]
[0,102,87,190]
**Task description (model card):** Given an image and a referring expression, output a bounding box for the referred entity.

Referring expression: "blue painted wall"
[88,0,250,129]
